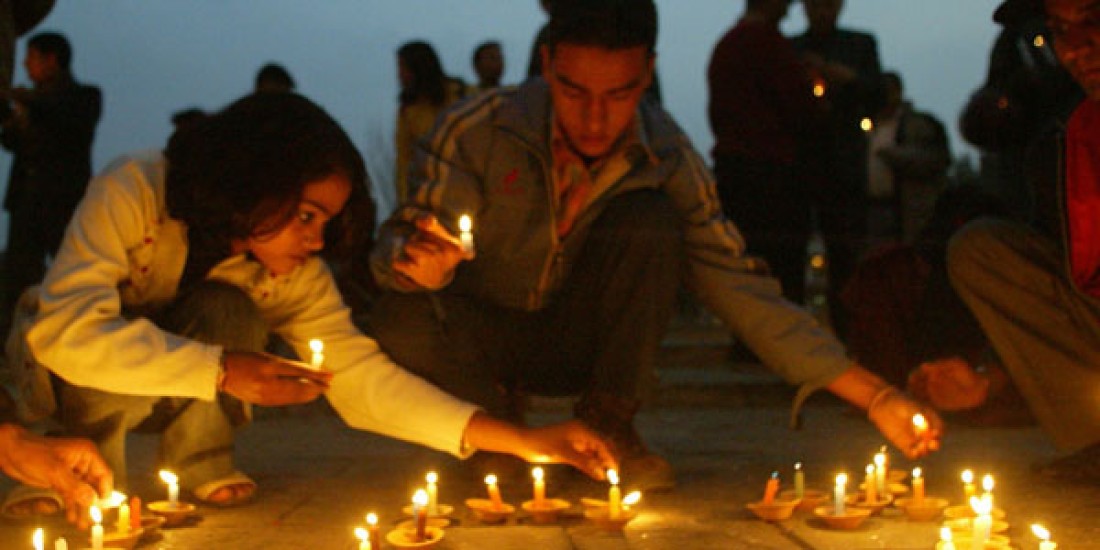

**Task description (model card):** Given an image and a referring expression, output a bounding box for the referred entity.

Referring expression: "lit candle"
[793,462,805,499]
[90,506,104,550]
[1032,524,1057,550]
[129,496,142,532]
[762,471,779,505]
[458,214,475,258]
[532,467,546,507]
[53,537,67,550]
[412,489,429,542]
[485,475,504,510]
[940,526,956,550]
[981,474,994,510]
[860,117,874,132]
[354,526,371,550]
[912,467,925,504]
[622,491,641,510]
[873,451,887,495]
[366,513,380,550]
[159,470,179,507]
[812,79,826,98]
[969,496,991,550]
[309,339,325,370]
[33,527,43,550]
[117,498,131,534]
[608,469,623,520]
[863,464,877,503]
[425,471,439,516]
[961,470,975,503]
[912,413,928,437]
[834,473,847,516]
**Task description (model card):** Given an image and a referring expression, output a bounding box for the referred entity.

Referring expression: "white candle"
[53,537,67,550]
[961,470,975,502]
[622,491,641,510]
[1032,524,1057,550]
[873,451,887,495]
[458,214,475,258]
[354,526,371,550]
[969,497,991,550]
[834,473,847,516]
[981,474,994,510]
[532,467,546,506]
[159,470,179,507]
[607,469,622,520]
[425,471,439,516]
[32,527,43,550]
[912,467,925,504]
[309,339,325,370]
[90,506,104,550]
[793,462,805,499]
[940,526,956,550]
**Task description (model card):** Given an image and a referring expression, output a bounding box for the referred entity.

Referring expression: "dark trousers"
[368,190,683,419]
[3,201,70,315]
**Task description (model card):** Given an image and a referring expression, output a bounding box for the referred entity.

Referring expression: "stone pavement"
[2,327,1099,549]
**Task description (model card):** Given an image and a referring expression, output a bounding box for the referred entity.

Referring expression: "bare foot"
[202,483,255,506]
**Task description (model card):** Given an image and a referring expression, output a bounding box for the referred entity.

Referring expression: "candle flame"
[90,505,103,524]
[459,215,473,233]
[982,474,994,492]
[969,496,991,515]
[1033,35,1046,48]
[1031,524,1051,541]
[835,473,847,486]
[413,489,428,507]
[912,413,927,430]
[607,469,619,485]
[159,470,178,484]
[309,339,324,354]
[532,467,544,481]
[794,462,802,470]
[101,490,127,508]
[366,512,378,526]
[426,471,438,484]
[961,469,973,483]
[32,527,43,550]
[484,474,498,486]
[874,453,885,467]
[940,526,953,542]
[355,527,368,541]
[860,117,874,132]
[912,467,922,479]
[623,491,642,506]
[865,464,874,475]
[813,83,826,97]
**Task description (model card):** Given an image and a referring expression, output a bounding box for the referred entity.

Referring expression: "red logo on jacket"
[499,168,522,195]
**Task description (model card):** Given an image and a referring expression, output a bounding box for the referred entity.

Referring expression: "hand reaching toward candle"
[392,214,467,290]
[220,351,333,405]
[866,387,943,459]
[0,423,113,528]
[463,413,617,480]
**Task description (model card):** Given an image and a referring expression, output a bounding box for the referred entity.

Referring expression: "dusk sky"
[1,0,1004,244]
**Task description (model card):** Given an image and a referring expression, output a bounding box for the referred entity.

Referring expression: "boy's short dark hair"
[472,40,501,66]
[544,0,657,55]
[27,32,72,69]
[255,62,296,91]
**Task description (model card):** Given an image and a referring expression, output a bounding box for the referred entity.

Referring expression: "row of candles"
[29,486,145,549]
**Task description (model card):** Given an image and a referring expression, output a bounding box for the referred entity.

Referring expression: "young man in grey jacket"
[370,0,939,490]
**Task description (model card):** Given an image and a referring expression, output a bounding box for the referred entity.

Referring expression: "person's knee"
[594,190,682,253]
[159,281,267,352]
[946,218,1019,287]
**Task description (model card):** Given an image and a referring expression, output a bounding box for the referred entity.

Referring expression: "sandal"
[192,471,257,508]
[1,485,63,520]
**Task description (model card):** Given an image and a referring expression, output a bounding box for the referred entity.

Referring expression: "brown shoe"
[574,393,676,492]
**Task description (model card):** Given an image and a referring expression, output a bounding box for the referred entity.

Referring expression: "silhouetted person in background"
[959,0,1079,222]
[170,107,206,133]
[792,0,883,339]
[471,40,504,92]
[707,0,827,304]
[866,71,951,244]
[1,31,100,314]
[394,40,466,203]
[254,62,295,94]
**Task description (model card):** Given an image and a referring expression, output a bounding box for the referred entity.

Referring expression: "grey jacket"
[371,79,852,395]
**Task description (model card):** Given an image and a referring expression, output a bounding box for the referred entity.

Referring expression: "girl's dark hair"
[398,40,447,107]
[166,92,374,285]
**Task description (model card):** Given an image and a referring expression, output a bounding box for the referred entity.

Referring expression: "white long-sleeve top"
[25,150,478,456]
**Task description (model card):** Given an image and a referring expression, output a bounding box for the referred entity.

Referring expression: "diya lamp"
[465,474,516,523]
[148,469,196,526]
[387,490,444,549]
[812,473,871,530]
[521,466,570,523]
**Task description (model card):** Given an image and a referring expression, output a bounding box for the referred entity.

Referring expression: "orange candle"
[129,496,142,531]
[366,512,380,549]
[485,475,504,510]
[864,464,877,503]
[763,471,779,504]
[608,469,623,519]
[532,467,546,507]
[412,490,428,542]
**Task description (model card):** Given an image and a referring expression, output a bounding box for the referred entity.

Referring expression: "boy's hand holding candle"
[864,385,942,458]
[391,214,470,290]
